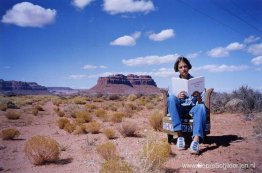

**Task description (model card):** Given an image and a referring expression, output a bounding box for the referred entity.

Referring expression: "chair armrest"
[160,89,168,115]
[204,88,214,109]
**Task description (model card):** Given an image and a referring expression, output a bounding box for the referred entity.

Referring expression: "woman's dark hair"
[174,56,192,72]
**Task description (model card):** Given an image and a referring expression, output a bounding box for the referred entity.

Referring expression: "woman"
[168,56,206,154]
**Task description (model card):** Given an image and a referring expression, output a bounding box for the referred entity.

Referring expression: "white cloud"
[149,29,175,41]
[122,54,180,66]
[68,74,86,79]
[1,2,56,27]
[247,43,262,56]
[226,42,245,51]
[207,47,229,57]
[83,64,108,70]
[72,0,93,9]
[193,64,249,72]
[186,51,201,59]
[99,65,107,69]
[110,31,141,46]
[251,56,262,65]
[103,0,155,14]
[207,41,246,58]
[244,35,260,44]
[83,65,97,70]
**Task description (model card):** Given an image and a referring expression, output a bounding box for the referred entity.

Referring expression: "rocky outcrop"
[86,74,160,95]
[0,79,50,95]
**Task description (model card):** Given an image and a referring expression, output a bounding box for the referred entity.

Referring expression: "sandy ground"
[0,99,261,173]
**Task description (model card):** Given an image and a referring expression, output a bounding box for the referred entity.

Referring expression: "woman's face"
[178,61,189,78]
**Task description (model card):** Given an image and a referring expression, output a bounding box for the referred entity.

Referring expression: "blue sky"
[0,0,262,92]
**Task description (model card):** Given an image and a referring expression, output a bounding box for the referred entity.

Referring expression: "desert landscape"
[0,83,262,173]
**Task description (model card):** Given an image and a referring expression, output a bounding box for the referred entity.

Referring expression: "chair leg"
[167,134,173,144]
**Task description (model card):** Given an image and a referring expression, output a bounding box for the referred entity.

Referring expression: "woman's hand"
[192,91,202,103]
[178,91,186,99]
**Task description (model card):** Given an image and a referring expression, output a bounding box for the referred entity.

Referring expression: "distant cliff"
[85,74,160,95]
[0,79,50,95]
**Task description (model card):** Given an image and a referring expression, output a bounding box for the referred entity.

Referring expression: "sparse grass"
[100,158,133,173]
[118,122,138,137]
[94,109,107,118]
[24,135,60,165]
[93,98,103,102]
[111,112,124,123]
[96,142,119,161]
[72,96,86,104]
[145,103,154,110]
[52,98,63,106]
[108,94,120,100]
[140,139,171,172]
[34,105,44,111]
[0,128,20,140]
[57,110,65,117]
[53,107,60,113]
[63,104,81,118]
[128,94,138,101]
[64,122,76,133]
[73,125,86,135]
[85,121,101,134]
[32,108,38,116]
[57,117,70,129]
[148,112,163,131]
[75,111,92,123]
[103,128,116,139]
[0,104,7,111]
[5,111,20,120]
[85,104,97,112]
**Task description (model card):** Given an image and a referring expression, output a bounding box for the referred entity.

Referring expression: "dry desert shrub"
[0,128,20,140]
[94,109,107,118]
[75,111,92,123]
[32,108,38,116]
[0,104,7,111]
[64,122,76,133]
[148,112,163,131]
[56,110,65,117]
[52,98,63,106]
[96,142,119,161]
[93,98,103,102]
[145,103,154,110]
[34,105,44,111]
[63,104,81,118]
[57,117,70,129]
[103,128,116,139]
[5,111,20,120]
[118,122,138,137]
[85,121,101,134]
[72,96,86,104]
[111,112,124,123]
[107,94,120,100]
[128,94,138,101]
[140,140,171,172]
[138,96,151,106]
[24,135,60,165]
[85,104,97,112]
[73,125,86,135]
[53,106,60,113]
[100,158,133,173]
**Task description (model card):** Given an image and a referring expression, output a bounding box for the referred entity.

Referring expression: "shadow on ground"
[201,135,244,154]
